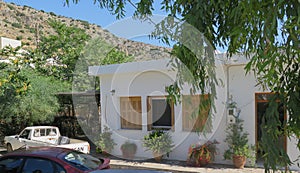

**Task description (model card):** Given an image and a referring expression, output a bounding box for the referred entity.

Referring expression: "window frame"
[119,96,142,130]
[147,96,174,131]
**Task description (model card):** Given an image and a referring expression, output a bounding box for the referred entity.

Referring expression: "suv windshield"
[63,151,103,171]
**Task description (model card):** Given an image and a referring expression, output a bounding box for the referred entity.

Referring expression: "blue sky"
[4,0,174,47]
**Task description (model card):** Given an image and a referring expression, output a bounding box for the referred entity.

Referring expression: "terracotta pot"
[153,152,163,162]
[199,156,209,167]
[232,155,246,168]
[121,150,136,160]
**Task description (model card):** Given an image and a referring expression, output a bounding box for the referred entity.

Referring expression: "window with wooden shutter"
[182,94,210,132]
[120,97,142,130]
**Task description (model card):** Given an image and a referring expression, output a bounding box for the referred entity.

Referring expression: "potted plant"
[120,141,137,159]
[187,139,219,167]
[223,117,255,168]
[142,130,174,162]
[95,126,116,155]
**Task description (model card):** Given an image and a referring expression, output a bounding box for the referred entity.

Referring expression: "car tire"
[7,143,13,152]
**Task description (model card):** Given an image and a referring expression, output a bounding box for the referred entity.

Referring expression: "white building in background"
[0,37,21,49]
[89,54,300,171]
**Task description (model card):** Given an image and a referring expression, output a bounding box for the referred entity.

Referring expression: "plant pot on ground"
[187,139,219,167]
[95,126,116,155]
[223,116,256,168]
[120,141,137,159]
[142,129,174,162]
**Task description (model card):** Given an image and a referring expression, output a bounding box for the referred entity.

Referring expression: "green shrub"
[12,23,22,28]
[143,130,174,156]
[3,19,10,24]
[16,36,23,40]
[29,28,35,33]
[49,12,56,16]
[7,4,15,10]
[95,126,116,153]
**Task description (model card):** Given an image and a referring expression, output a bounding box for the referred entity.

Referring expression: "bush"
[49,12,56,16]
[95,126,116,154]
[16,36,23,40]
[12,23,22,28]
[143,130,174,156]
[52,116,84,137]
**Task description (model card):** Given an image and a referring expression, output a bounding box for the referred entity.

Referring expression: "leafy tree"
[0,46,30,121]
[0,45,70,134]
[36,19,91,82]
[14,68,70,126]
[73,37,133,92]
[65,0,300,171]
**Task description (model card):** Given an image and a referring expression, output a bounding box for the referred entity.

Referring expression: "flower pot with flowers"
[187,139,219,167]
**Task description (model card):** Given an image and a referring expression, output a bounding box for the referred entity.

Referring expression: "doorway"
[255,93,286,161]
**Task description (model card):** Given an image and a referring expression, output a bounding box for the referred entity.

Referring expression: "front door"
[255,93,286,161]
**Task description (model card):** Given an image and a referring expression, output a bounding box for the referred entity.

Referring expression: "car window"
[63,151,103,171]
[22,158,54,173]
[0,157,24,173]
[46,128,57,136]
[34,129,40,137]
[19,129,31,139]
[40,129,46,136]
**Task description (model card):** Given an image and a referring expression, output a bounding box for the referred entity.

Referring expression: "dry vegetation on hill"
[0,1,171,61]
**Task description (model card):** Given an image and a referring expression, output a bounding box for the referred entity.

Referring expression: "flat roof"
[89,58,172,76]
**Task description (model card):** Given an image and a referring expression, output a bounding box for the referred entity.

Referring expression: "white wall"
[97,61,300,171]
[98,64,228,161]
[0,37,21,49]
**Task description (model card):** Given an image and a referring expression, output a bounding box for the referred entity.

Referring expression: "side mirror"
[15,135,19,140]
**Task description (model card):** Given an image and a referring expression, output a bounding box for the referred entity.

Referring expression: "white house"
[0,37,21,49]
[89,54,300,171]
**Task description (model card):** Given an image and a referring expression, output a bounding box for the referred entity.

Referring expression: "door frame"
[255,92,287,159]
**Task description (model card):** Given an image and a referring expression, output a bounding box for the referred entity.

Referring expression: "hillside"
[0,1,171,61]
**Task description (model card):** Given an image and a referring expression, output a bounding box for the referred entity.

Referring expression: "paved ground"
[92,151,298,173]
[109,158,267,173]
[1,146,299,173]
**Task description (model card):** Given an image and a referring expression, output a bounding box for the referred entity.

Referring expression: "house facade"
[89,55,299,171]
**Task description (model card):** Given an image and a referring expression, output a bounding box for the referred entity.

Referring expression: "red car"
[0,146,110,173]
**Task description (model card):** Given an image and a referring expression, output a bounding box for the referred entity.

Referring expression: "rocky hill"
[0,1,171,61]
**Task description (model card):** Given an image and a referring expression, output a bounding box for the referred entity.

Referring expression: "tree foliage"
[36,19,91,81]
[65,0,300,171]
[73,37,133,92]
[0,46,70,134]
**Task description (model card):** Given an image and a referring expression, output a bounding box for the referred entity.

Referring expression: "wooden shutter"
[182,94,210,132]
[120,97,142,130]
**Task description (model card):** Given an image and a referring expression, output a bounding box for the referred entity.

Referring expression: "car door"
[0,156,24,172]
[21,157,66,173]
[11,129,32,150]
